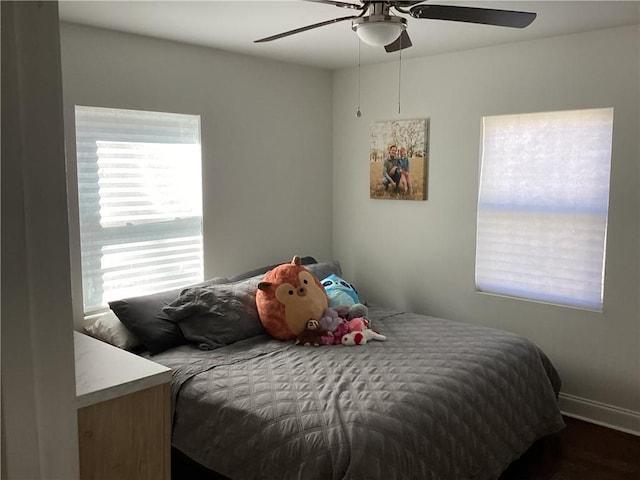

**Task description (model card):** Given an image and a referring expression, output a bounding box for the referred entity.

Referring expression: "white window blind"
[476,108,613,311]
[75,106,203,312]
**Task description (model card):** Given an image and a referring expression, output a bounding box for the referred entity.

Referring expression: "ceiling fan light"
[352,16,406,47]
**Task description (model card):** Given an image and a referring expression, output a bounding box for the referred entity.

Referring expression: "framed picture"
[369,118,429,200]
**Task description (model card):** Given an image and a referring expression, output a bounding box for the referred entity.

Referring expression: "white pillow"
[84,310,141,350]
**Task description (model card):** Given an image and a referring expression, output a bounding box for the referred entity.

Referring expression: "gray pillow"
[226,256,317,282]
[304,261,342,281]
[109,276,229,355]
[162,276,265,350]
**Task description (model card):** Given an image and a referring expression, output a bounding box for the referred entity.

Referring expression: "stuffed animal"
[321,274,360,307]
[334,303,372,330]
[295,319,329,347]
[341,328,387,346]
[347,317,368,332]
[334,303,368,321]
[256,256,329,340]
[331,319,350,345]
[347,303,369,320]
[319,307,341,332]
[361,328,387,342]
[341,331,367,346]
[320,332,335,345]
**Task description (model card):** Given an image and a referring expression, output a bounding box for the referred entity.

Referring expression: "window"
[475,108,613,311]
[75,106,203,312]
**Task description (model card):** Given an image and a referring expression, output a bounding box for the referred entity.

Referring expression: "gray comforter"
[151,305,565,480]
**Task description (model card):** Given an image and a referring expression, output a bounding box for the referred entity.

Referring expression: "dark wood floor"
[500,416,640,480]
[173,416,640,479]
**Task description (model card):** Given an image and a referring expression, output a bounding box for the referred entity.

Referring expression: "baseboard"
[559,392,640,436]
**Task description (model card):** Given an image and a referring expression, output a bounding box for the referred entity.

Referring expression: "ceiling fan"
[255,1,536,52]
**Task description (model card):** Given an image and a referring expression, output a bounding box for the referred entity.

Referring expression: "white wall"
[1,2,79,478]
[59,23,334,329]
[333,25,639,433]
[57,20,639,433]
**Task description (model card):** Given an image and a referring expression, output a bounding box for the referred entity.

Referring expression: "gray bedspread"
[151,305,565,480]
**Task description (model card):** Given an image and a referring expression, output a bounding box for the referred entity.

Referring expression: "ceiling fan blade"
[391,1,426,8]
[385,30,413,52]
[410,4,536,28]
[304,0,365,10]
[255,15,359,43]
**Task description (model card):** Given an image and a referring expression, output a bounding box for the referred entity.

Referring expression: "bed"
[99,259,565,480]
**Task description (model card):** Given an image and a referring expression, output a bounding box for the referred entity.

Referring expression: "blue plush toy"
[321,274,360,307]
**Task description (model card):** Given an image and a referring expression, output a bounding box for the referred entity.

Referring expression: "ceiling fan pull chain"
[356,39,362,118]
[398,32,402,114]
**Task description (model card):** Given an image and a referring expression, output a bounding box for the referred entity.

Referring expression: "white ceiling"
[58,1,640,70]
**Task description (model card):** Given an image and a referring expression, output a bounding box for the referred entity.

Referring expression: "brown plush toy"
[256,255,329,340]
[295,319,328,347]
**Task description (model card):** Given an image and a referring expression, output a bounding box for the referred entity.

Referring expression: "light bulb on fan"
[352,16,406,47]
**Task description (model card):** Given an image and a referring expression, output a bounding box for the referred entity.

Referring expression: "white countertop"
[74,331,172,409]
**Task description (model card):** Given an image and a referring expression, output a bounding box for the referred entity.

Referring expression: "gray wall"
[332,25,639,432]
[59,23,334,329]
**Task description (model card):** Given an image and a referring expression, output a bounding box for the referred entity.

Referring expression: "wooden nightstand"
[74,332,172,480]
